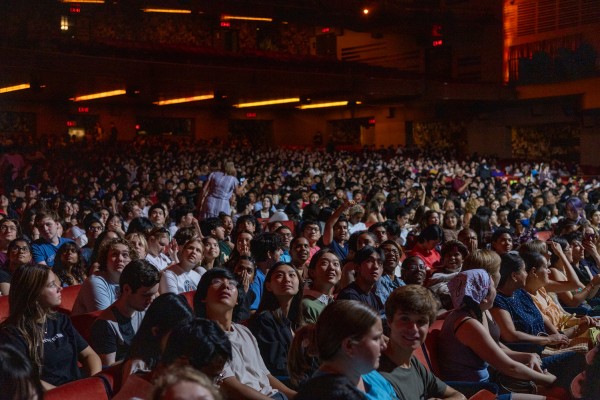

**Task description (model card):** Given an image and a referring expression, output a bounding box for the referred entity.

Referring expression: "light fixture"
[154,94,215,106]
[221,15,273,22]
[362,8,370,15]
[297,101,361,109]
[60,0,104,3]
[0,83,31,94]
[70,89,126,102]
[142,8,192,14]
[234,98,300,108]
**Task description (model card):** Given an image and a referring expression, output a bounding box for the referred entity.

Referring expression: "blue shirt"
[375,275,405,306]
[326,240,349,263]
[280,250,291,263]
[361,370,398,400]
[31,237,73,268]
[493,288,547,335]
[249,269,266,310]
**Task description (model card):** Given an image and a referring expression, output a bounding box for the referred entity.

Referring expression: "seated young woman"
[438,269,556,399]
[520,251,600,348]
[379,285,465,400]
[295,300,397,400]
[0,265,101,390]
[249,262,305,377]
[301,249,341,324]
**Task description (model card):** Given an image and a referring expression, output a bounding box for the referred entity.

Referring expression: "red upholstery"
[413,344,431,371]
[0,295,9,322]
[182,290,195,310]
[468,389,497,400]
[95,362,124,397]
[537,230,553,241]
[57,285,82,315]
[44,377,109,400]
[281,220,296,232]
[424,328,442,376]
[71,310,102,344]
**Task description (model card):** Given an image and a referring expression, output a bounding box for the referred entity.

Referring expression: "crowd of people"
[1,136,600,399]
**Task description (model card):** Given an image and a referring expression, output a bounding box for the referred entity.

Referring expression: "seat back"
[182,290,195,310]
[424,327,442,376]
[44,376,109,400]
[0,295,9,322]
[95,362,124,397]
[71,310,102,343]
[537,230,553,241]
[57,285,82,315]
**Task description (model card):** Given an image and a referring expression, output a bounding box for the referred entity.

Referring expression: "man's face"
[150,207,166,226]
[277,228,293,249]
[389,309,429,352]
[302,224,321,245]
[357,252,383,286]
[333,221,349,242]
[127,284,159,312]
[37,217,58,241]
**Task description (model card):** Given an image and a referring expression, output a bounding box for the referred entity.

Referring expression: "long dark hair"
[256,262,305,329]
[54,242,88,286]
[0,343,43,400]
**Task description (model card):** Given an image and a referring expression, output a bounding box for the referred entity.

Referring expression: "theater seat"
[95,362,124,397]
[57,285,82,315]
[71,310,102,344]
[182,290,195,310]
[44,376,109,400]
[0,295,9,321]
[537,231,553,241]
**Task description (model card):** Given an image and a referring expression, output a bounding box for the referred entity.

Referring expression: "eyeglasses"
[10,245,30,253]
[88,225,103,231]
[210,278,239,290]
[0,225,17,232]
[405,263,426,272]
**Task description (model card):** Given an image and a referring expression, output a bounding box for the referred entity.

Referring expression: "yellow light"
[61,0,104,3]
[234,98,300,108]
[297,101,361,109]
[154,94,215,106]
[0,83,30,94]
[221,15,273,22]
[142,8,192,14]
[363,8,370,15]
[70,89,126,102]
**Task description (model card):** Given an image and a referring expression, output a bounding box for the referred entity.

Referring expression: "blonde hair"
[152,365,221,400]
[463,249,501,279]
[224,161,236,176]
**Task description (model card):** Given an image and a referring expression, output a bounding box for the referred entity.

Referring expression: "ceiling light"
[0,83,31,94]
[61,0,104,3]
[234,98,300,108]
[221,15,273,22]
[297,101,361,109]
[70,89,126,102]
[142,8,192,14]
[154,94,215,106]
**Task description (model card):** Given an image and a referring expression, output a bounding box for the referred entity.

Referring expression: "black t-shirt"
[90,307,138,363]
[0,313,88,386]
[0,268,11,284]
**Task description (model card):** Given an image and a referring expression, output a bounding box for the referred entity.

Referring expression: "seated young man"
[90,259,160,366]
[379,285,466,400]
[194,268,296,400]
[31,211,73,267]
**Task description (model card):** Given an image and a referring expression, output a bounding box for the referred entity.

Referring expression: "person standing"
[198,162,247,219]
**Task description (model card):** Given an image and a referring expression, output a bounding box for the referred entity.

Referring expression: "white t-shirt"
[159,264,201,294]
[145,252,172,271]
[222,323,277,397]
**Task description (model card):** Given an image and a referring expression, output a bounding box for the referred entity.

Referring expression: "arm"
[220,377,273,400]
[440,386,467,400]
[79,346,102,377]
[323,201,353,246]
[489,307,568,346]
[545,241,583,292]
[455,319,555,385]
[89,277,115,311]
[555,275,600,307]
[30,244,47,265]
[90,318,118,367]
[41,380,57,391]
[268,375,297,399]
[0,282,9,296]
[159,269,178,294]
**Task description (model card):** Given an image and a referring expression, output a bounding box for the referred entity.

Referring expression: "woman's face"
[357,233,376,250]
[352,319,386,372]
[267,264,299,297]
[234,259,255,282]
[444,214,457,229]
[204,238,220,260]
[99,209,110,225]
[107,216,122,232]
[312,253,341,287]
[571,240,584,262]
[38,271,62,309]
[533,258,551,285]
[511,264,528,288]
[181,241,203,268]
[106,244,132,274]
[427,212,440,226]
[262,197,271,209]
[128,235,147,259]
[222,216,234,235]
[9,240,32,266]
[60,246,79,266]
[592,211,600,226]
[235,233,252,255]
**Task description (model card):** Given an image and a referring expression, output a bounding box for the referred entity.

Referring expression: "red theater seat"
[0,295,9,322]
[71,310,102,344]
[44,377,109,400]
[57,285,82,315]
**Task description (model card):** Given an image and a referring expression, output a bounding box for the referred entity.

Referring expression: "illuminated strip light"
[221,15,273,22]
[70,89,126,102]
[154,94,215,106]
[142,8,192,14]
[61,0,104,3]
[0,83,30,94]
[297,101,361,109]
[234,98,300,108]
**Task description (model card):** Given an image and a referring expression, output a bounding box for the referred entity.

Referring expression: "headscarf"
[448,269,492,309]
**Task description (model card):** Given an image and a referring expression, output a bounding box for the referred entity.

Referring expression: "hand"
[583,240,598,255]
[591,275,600,286]
[524,353,543,372]
[546,333,570,347]
[546,240,563,256]
[542,370,557,385]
